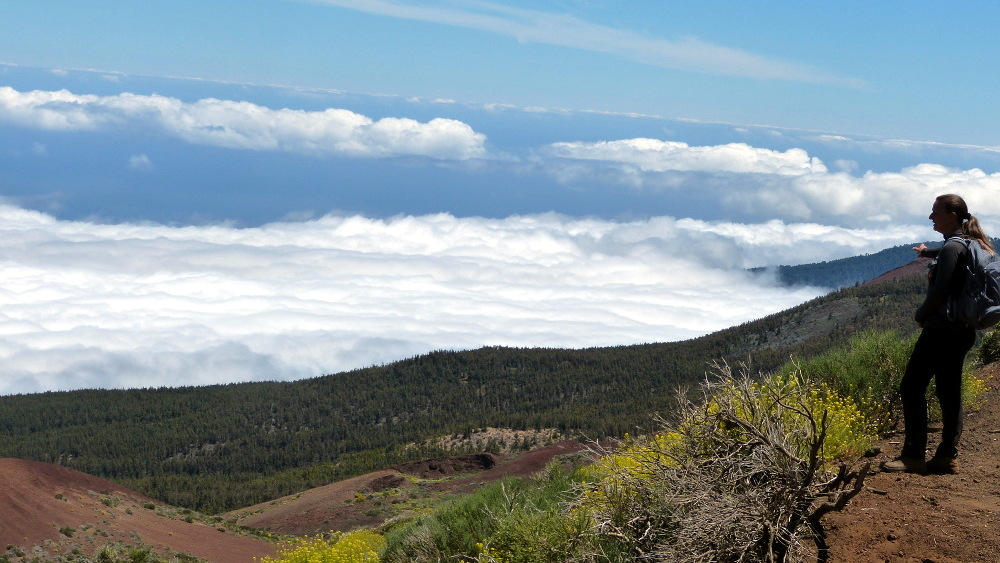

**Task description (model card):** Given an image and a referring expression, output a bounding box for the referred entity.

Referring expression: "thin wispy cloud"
[0,204,924,395]
[128,154,153,171]
[310,0,864,87]
[812,133,1000,156]
[0,87,487,160]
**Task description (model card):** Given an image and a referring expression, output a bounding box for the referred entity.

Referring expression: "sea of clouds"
[0,204,925,395]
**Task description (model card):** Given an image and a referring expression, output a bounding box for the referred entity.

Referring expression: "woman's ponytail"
[938,193,995,255]
[963,214,995,254]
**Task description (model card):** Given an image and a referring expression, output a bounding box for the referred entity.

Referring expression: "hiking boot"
[926,455,958,475]
[880,456,926,474]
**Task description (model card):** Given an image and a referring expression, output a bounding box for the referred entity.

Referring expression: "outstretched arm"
[914,239,964,324]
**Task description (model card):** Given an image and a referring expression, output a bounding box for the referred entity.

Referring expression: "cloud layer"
[0,86,486,160]
[545,139,1000,227]
[548,139,828,175]
[5,85,1000,230]
[0,204,926,395]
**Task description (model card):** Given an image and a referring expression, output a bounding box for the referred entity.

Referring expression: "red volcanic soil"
[429,440,587,494]
[0,459,274,563]
[862,259,926,287]
[227,469,409,536]
[228,440,587,536]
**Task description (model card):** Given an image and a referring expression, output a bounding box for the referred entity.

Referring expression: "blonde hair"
[937,193,995,254]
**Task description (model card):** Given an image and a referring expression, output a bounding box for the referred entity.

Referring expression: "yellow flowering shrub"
[585,431,684,481]
[569,367,881,561]
[259,530,386,563]
[579,370,878,526]
[750,374,877,462]
[598,373,876,475]
[965,371,989,406]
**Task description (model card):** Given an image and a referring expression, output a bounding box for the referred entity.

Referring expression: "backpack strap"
[945,235,970,247]
[945,236,975,264]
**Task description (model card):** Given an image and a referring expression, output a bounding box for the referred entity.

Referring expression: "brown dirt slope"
[825,362,1000,562]
[429,439,586,494]
[226,440,586,536]
[226,469,407,536]
[0,458,274,563]
[863,259,927,287]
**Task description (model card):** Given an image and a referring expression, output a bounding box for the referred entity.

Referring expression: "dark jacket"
[916,236,969,330]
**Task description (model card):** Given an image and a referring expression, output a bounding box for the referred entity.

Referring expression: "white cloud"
[128,154,153,170]
[0,204,924,396]
[834,159,858,173]
[737,164,1000,225]
[311,0,862,87]
[0,86,487,160]
[543,137,1000,228]
[547,138,828,175]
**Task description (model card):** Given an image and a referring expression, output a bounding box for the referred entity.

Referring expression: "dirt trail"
[825,362,1000,562]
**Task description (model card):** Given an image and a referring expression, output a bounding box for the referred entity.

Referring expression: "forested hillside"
[759,242,923,288]
[0,271,926,514]
[753,238,1000,289]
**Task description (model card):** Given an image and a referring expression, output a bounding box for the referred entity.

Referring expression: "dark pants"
[900,327,976,459]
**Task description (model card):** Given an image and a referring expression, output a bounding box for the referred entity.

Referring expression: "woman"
[883,194,993,474]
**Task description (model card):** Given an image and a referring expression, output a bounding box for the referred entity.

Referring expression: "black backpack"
[945,237,1000,330]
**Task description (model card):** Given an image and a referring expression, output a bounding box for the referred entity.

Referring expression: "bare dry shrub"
[579,363,869,562]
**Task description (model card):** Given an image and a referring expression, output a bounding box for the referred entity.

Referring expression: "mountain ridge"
[759,237,1000,289]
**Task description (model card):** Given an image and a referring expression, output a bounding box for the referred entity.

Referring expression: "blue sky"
[0,1,999,394]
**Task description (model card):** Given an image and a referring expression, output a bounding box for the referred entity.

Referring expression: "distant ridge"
[751,242,925,289]
[862,260,928,287]
[758,237,1000,289]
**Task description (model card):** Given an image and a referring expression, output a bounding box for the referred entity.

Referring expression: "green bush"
[382,464,591,563]
[780,330,914,433]
[978,328,1000,365]
[786,329,989,433]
